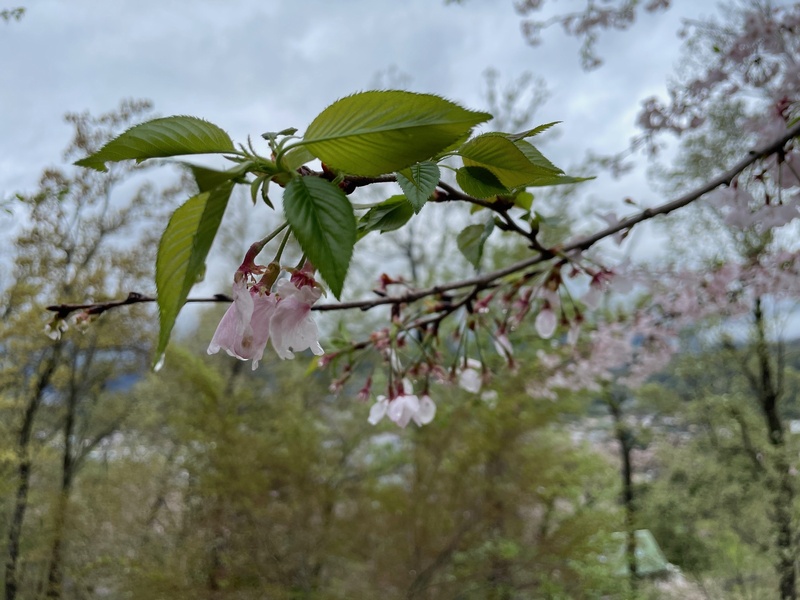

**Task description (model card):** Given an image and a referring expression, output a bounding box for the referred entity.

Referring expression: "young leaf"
[507,121,561,141]
[526,174,595,187]
[456,166,509,199]
[457,220,495,270]
[458,133,554,189]
[514,191,534,211]
[75,116,235,172]
[155,181,234,364]
[358,195,414,237]
[283,145,316,171]
[302,91,491,176]
[283,177,356,299]
[396,161,440,213]
[513,140,562,174]
[186,161,252,193]
[249,174,274,208]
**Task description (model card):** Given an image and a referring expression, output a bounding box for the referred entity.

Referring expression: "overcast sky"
[1,0,720,280]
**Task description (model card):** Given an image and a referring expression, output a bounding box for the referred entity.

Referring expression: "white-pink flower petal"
[368,396,389,425]
[208,279,277,369]
[413,395,436,426]
[387,393,421,428]
[269,280,324,360]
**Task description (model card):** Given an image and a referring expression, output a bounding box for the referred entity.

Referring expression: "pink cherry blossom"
[387,391,420,428]
[458,358,483,394]
[368,396,389,425]
[535,304,557,339]
[208,276,277,370]
[269,279,324,360]
[367,380,437,428]
[493,332,513,358]
[414,394,437,426]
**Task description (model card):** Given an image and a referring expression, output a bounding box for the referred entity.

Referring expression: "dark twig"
[46,122,800,318]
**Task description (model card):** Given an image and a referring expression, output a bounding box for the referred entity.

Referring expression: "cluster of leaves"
[75,90,586,367]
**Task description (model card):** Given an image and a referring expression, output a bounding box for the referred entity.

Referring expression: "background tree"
[0,100,185,600]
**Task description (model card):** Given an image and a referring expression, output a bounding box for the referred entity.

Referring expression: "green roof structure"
[610,530,671,577]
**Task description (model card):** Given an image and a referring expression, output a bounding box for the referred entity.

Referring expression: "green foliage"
[525,173,595,187]
[155,182,234,363]
[300,90,491,176]
[456,165,510,199]
[458,132,556,189]
[395,161,440,212]
[457,219,495,269]
[283,176,356,299]
[506,120,562,141]
[186,161,252,192]
[358,195,414,237]
[75,116,235,172]
[513,138,562,172]
[0,7,24,22]
[69,92,587,359]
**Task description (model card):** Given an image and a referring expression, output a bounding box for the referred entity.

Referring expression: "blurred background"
[2,1,800,599]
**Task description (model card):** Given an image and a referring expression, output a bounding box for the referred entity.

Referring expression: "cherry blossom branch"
[46,121,800,320]
[315,120,800,312]
[46,292,232,319]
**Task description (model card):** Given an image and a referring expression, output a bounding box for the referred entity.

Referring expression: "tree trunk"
[485,451,511,600]
[5,345,61,600]
[44,385,78,600]
[753,297,796,600]
[607,392,638,596]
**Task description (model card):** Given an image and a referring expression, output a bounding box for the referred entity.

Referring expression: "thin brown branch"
[317,120,800,311]
[47,292,232,318]
[47,122,800,318]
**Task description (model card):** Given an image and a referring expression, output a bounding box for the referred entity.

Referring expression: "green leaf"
[526,174,595,187]
[155,181,234,364]
[358,195,414,237]
[250,174,274,208]
[513,140,562,174]
[301,91,491,176]
[186,161,251,193]
[456,166,509,199]
[283,146,316,171]
[514,191,534,211]
[75,116,235,172]
[507,121,561,141]
[396,161,440,213]
[283,177,356,299]
[457,220,495,270]
[458,133,554,189]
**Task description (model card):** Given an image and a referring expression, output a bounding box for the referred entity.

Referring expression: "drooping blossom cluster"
[516,0,671,70]
[367,378,436,428]
[531,250,800,400]
[208,258,324,370]
[636,3,800,147]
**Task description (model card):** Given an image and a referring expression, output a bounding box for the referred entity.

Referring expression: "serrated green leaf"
[507,121,561,141]
[283,146,316,171]
[155,182,234,364]
[186,161,251,193]
[396,161,440,212]
[75,116,235,172]
[458,133,554,189]
[514,191,534,211]
[249,174,274,208]
[358,195,414,237]
[526,174,595,187]
[513,140,562,174]
[456,166,509,199]
[301,91,491,176]
[283,177,356,299]
[457,220,495,270]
